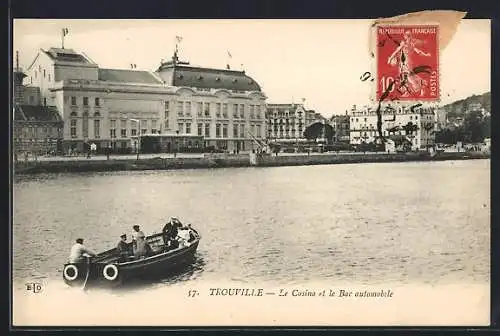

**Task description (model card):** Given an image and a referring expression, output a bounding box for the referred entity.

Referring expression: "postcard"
[12,12,491,327]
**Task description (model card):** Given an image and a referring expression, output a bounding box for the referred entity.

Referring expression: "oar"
[81,256,91,292]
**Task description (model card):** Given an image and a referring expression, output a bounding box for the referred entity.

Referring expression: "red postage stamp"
[375,24,439,102]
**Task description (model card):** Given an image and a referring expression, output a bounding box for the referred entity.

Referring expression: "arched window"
[70,111,78,117]
[94,111,101,117]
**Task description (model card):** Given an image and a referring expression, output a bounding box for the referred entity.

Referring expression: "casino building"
[21,46,267,153]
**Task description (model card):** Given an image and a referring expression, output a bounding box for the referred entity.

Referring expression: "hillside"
[442,92,491,117]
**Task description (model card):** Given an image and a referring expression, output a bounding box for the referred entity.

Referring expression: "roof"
[43,48,93,64]
[14,105,62,122]
[98,68,163,84]
[156,62,261,92]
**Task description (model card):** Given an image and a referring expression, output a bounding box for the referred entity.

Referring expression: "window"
[43,69,46,78]
[110,120,116,138]
[48,74,51,81]
[29,96,34,104]
[216,124,221,138]
[250,105,255,119]
[164,101,170,119]
[233,124,238,138]
[177,123,184,134]
[197,123,203,136]
[164,120,169,130]
[151,120,157,134]
[70,119,77,138]
[71,96,77,106]
[185,102,191,116]
[240,124,245,138]
[222,124,228,138]
[204,103,210,117]
[239,104,245,119]
[205,124,210,137]
[141,120,148,135]
[94,119,100,138]
[233,104,238,118]
[256,105,261,119]
[95,97,100,106]
[185,123,191,134]
[223,103,228,118]
[250,124,255,137]
[94,111,100,117]
[82,112,89,137]
[120,120,127,137]
[216,103,221,117]
[83,97,89,106]
[131,129,137,136]
[197,102,203,117]
[43,98,47,106]
[177,101,184,116]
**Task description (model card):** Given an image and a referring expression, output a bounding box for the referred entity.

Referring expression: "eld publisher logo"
[25,282,43,294]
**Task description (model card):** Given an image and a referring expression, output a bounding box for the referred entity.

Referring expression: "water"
[13,159,490,289]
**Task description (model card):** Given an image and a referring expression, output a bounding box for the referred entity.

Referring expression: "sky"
[12,19,490,118]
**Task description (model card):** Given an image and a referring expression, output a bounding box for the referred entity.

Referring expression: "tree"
[402,121,418,136]
[303,122,335,143]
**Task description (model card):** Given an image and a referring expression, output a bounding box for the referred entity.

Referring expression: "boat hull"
[63,237,200,288]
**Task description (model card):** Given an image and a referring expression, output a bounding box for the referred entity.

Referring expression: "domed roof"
[155,58,261,92]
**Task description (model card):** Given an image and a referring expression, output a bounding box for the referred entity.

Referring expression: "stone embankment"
[13,151,490,175]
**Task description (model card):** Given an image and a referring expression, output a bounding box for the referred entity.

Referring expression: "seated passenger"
[69,238,96,263]
[117,234,130,261]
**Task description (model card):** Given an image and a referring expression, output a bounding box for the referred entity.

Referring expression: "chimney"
[13,51,26,106]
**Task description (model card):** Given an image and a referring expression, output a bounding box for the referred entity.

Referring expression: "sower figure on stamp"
[387,30,431,97]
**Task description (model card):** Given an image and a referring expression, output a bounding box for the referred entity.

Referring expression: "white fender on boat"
[103,264,119,281]
[63,264,79,281]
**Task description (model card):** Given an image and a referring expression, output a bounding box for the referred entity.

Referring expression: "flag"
[227,51,232,58]
[176,36,183,43]
[62,28,69,36]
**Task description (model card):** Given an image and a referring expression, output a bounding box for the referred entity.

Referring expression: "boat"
[62,225,201,288]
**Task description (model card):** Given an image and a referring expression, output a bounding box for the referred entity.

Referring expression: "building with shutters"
[348,103,437,150]
[22,47,267,154]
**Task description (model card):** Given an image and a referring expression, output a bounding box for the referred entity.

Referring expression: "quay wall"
[13,151,490,175]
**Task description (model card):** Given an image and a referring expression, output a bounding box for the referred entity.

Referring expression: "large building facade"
[349,103,437,150]
[328,114,350,143]
[265,103,324,143]
[13,67,64,156]
[22,47,267,153]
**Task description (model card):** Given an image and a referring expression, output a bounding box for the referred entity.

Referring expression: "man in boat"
[132,225,148,258]
[117,234,131,261]
[176,226,192,247]
[69,238,96,263]
[162,217,183,249]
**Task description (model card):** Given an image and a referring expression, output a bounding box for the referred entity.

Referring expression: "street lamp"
[130,118,141,160]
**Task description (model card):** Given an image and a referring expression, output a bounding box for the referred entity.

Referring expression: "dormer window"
[178,74,183,79]
[198,75,203,80]
[215,77,220,81]
[232,79,237,83]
